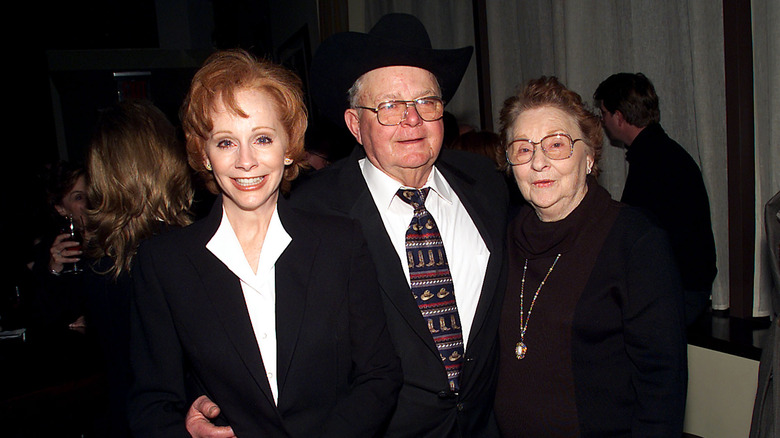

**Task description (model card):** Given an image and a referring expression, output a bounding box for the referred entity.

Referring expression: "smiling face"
[204,89,288,218]
[345,66,443,188]
[510,106,594,222]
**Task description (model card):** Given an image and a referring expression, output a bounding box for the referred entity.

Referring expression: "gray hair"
[348,74,367,109]
[347,69,443,109]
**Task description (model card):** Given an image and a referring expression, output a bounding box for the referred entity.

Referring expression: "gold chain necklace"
[516,253,561,360]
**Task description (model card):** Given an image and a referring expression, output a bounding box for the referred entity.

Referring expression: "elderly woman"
[128,49,402,438]
[493,77,687,437]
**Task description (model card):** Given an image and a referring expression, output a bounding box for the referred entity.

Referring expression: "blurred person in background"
[594,72,716,326]
[83,98,193,437]
[25,161,89,332]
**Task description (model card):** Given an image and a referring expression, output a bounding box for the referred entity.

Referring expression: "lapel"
[273,199,317,396]
[434,150,503,347]
[333,149,441,357]
[186,196,278,408]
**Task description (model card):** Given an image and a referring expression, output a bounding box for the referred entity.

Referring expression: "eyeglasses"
[505,133,583,166]
[356,96,444,126]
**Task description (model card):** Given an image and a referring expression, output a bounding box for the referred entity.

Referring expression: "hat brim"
[310,31,473,126]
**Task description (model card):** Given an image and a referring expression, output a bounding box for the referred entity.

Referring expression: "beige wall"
[347,0,366,32]
[685,345,760,438]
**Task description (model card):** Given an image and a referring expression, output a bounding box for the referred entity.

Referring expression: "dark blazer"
[622,123,716,324]
[128,196,403,438]
[289,147,508,438]
[83,257,134,438]
[574,206,688,436]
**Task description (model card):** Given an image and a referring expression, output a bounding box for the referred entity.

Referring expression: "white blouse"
[206,204,291,404]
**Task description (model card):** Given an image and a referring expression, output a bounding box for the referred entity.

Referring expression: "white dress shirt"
[206,204,291,404]
[359,158,489,349]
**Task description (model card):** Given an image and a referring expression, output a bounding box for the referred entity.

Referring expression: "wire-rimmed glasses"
[356,96,444,126]
[505,133,583,166]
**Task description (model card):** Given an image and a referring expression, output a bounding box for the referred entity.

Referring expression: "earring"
[205,162,212,171]
[587,167,592,175]
[284,157,293,165]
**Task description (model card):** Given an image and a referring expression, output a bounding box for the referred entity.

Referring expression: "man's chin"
[400,153,438,170]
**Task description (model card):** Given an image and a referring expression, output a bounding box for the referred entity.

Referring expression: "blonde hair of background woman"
[86,99,193,278]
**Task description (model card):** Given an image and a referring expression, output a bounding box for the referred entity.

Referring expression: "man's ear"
[345,109,363,145]
[614,110,627,127]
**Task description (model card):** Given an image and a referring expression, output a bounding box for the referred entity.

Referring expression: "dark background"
[3,1,358,337]
[7,0,327,271]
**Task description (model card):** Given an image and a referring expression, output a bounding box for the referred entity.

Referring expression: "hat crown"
[309,13,472,126]
[369,13,433,50]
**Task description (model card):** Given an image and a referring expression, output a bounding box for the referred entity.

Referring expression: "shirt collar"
[207,204,291,283]
[359,157,454,210]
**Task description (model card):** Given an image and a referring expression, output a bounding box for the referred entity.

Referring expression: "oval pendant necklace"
[516,253,561,360]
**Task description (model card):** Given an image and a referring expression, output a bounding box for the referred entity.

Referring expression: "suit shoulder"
[439,148,501,176]
[607,203,669,246]
[281,202,363,242]
[137,217,208,256]
[287,159,354,214]
[439,149,505,187]
[614,202,655,227]
[438,148,509,206]
[291,158,349,197]
[636,129,702,172]
[289,205,356,228]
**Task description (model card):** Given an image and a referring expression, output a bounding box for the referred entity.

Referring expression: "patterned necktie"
[397,188,465,391]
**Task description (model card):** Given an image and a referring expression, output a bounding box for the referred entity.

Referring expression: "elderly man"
[296,14,508,438]
[186,13,507,438]
[594,72,717,326]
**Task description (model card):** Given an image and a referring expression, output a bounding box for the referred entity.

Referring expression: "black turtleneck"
[495,175,688,438]
[496,177,619,437]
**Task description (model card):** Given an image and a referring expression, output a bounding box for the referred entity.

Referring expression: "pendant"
[515,341,527,360]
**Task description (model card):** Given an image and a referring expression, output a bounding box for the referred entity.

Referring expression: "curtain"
[361,1,731,311]
[364,1,481,129]
[752,0,780,317]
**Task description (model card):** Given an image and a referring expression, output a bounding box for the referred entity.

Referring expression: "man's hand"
[68,315,87,334]
[185,395,236,438]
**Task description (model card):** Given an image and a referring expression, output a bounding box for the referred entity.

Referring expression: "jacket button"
[457,403,464,411]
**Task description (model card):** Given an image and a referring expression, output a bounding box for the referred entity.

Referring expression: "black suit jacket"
[622,123,716,324]
[289,147,508,437]
[128,196,403,438]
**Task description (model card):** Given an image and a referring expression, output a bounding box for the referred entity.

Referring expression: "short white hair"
[347,69,442,109]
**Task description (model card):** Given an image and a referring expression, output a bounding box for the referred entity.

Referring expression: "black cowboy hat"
[309,13,473,126]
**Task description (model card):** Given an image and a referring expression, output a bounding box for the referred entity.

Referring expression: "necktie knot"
[397,188,431,210]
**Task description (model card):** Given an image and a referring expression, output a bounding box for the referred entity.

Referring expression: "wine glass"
[60,214,84,274]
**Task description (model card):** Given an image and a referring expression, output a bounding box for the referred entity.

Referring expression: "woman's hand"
[48,232,82,274]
